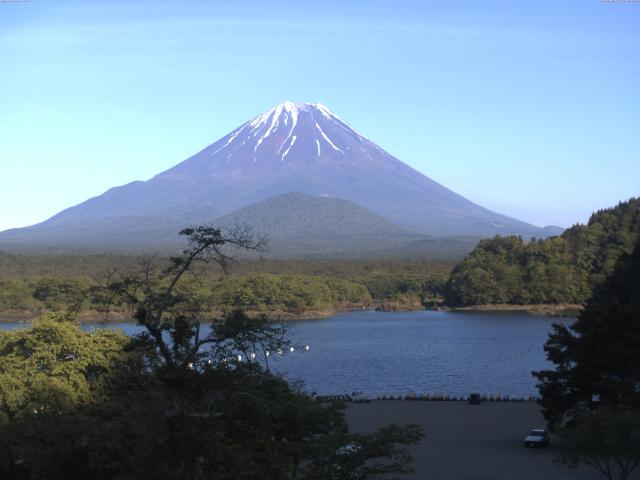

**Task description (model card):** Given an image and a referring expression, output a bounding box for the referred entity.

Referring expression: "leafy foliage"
[0,315,133,421]
[446,198,640,306]
[303,424,424,480]
[0,254,453,318]
[208,274,371,313]
[532,239,640,480]
[32,278,87,314]
[555,408,640,480]
[0,226,424,479]
[533,239,640,429]
[0,278,41,311]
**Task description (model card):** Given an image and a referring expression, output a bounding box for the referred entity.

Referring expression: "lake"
[1,310,571,398]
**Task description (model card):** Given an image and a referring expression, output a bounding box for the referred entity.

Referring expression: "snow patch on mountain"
[315,121,343,154]
[281,135,297,161]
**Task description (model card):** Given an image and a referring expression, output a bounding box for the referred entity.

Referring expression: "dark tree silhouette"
[533,241,640,429]
[533,240,640,480]
[555,408,640,480]
[102,225,267,370]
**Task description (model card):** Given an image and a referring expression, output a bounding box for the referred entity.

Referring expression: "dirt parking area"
[346,401,635,480]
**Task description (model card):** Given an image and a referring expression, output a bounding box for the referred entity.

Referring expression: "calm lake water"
[1,310,572,398]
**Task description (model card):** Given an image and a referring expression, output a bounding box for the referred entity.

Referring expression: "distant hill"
[215,192,403,240]
[214,193,479,259]
[0,216,184,253]
[445,198,640,306]
[541,225,565,236]
[0,101,559,254]
[0,192,480,259]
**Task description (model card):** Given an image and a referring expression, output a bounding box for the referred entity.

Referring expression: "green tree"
[445,198,640,307]
[32,278,87,315]
[533,241,640,480]
[102,225,267,371]
[556,409,640,480]
[0,315,139,479]
[303,424,424,480]
[0,225,424,480]
[533,241,640,429]
[0,315,132,421]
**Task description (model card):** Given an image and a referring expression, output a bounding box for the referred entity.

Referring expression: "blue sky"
[0,0,638,231]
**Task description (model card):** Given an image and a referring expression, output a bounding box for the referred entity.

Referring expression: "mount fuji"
[0,101,561,254]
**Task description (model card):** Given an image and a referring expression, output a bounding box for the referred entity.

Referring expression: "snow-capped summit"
[248,101,343,127]
[0,101,557,250]
[192,101,371,168]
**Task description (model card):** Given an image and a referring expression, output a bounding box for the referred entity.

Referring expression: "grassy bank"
[447,303,582,316]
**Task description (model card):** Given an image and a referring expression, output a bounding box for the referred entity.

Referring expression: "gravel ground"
[346,401,636,480]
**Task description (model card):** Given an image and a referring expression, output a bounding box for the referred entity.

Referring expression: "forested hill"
[445,198,640,306]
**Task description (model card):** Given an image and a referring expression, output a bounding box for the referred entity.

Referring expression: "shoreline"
[445,303,583,317]
[0,302,581,324]
[0,306,371,324]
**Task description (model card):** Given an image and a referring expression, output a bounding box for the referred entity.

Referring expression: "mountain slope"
[215,192,405,240]
[0,216,184,252]
[213,193,479,258]
[0,101,558,253]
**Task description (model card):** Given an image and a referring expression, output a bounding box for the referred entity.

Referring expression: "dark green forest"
[0,254,451,319]
[445,198,640,306]
[1,198,638,319]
